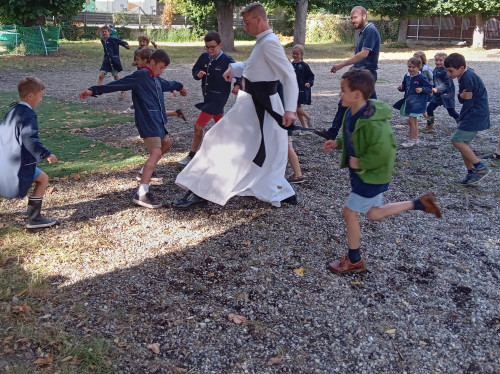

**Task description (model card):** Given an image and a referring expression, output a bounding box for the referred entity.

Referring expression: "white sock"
[138,184,149,196]
[139,166,144,174]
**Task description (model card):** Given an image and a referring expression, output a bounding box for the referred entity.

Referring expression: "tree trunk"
[472,13,485,48]
[293,0,308,46]
[215,1,234,52]
[398,18,408,43]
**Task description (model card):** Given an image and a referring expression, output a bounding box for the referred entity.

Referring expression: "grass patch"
[0,92,145,178]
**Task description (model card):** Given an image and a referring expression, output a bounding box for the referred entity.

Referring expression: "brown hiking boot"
[418,192,442,218]
[328,255,366,274]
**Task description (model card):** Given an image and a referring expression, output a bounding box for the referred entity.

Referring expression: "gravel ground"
[1,49,499,373]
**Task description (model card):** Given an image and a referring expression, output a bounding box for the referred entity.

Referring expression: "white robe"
[175,29,299,207]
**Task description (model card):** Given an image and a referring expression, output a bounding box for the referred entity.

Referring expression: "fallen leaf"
[33,356,53,365]
[172,368,187,373]
[293,268,304,277]
[385,329,396,334]
[207,272,215,277]
[73,173,80,181]
[49,118,56,122]
[419,341,427,345]
[228,313,248,325]
[147,343,160,354]
[267,355,283,366]
[47,186,56,194]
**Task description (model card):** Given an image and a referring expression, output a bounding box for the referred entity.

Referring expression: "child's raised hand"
[79,90,92,99]
[46,154,58,164]
[460,89,473,100]
[415,87,423,93]
[171,90,178,98]
[179,87,187,97]
[323,140,338,152]
[397,85,402,91]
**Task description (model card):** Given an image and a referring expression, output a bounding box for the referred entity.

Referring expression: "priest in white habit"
[172,2,299,209]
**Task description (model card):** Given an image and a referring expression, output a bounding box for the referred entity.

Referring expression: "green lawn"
[0,92,144,178]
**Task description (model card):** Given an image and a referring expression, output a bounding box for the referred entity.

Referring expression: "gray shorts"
[345,192,384,214]
[451,129,478,144]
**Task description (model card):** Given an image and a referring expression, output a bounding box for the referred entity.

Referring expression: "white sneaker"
[401,140,417,148]
[122,107,134,114]
[177,155,193,167]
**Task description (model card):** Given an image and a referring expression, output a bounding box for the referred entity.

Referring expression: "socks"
[188,151,196,158]
[348,248,361,263]
[413,198,425,211]
[138,184,149,196]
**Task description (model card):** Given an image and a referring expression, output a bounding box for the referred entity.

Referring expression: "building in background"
[82,0,158,15]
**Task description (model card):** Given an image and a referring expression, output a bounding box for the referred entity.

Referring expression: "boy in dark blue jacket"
[393,56,432,148]
[425,52,459,131]
[0,77,59,228]
[80,49,187,208]
[98,25,130,100]
[178,31,241,167]
[445,53,491,185]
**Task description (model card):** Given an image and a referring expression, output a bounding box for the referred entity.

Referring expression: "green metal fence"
[0,25,62,55]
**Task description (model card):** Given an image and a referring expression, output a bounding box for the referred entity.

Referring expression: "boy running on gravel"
[323,68,442,275]
[80,49,187,209]
[444,53,491,185]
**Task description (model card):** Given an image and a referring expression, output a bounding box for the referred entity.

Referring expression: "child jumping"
[80,49,187,208]
[98,25,130,99]
[177,31,240,167]
[292,44,315,131]
[0,77,59,228]
[425,52,459,131]
[323,68,441,274]
[444,53,491,185]
[393,56,432,148]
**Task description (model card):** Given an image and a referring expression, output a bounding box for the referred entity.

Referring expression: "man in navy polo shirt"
[316,6,381,140]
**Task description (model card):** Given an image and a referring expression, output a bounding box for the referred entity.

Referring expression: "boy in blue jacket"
[393,57,432,148]
[425,52,459,131]
[323,69,441,274]
[0,77,59,228]
[178,31,240,167]
[80,49,187,208]
[445,53,491,185]
[98,25,130,99]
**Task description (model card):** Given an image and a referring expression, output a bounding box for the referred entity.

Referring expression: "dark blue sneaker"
[466,165,491,185]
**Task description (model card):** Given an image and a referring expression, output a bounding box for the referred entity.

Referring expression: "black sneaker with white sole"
[136,171,163,182]
[133,192,163,208]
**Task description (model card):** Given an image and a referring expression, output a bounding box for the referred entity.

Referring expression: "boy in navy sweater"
[445,53,491,185]
[178,31,240,167]
[425,52,459,131]
[80,49,187,208]
[98,25,130,99]
[0,77,58,228]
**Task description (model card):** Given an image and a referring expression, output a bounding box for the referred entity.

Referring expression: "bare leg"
[408,117,418,140]
[97,72,106,85]
[367,201,414,222]
[140,148,162,184]
[343,206,361,249]
[452,140,479,170]
[32,172,49,197]
[190,123,204,153]
[288,145,303,178]
[115,76,126,99]
[296,105,311,128]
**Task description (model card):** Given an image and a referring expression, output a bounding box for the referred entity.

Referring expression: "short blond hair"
[18,77,45,99]
[413,51,427,65]
[435,52,447,60]
[292,44,304,54]
[138,34,151,43]
[241,2,267,18]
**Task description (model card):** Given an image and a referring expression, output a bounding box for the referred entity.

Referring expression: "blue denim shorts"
[34,167,42,180]
[345,192,384,214]
[451,129,478,144]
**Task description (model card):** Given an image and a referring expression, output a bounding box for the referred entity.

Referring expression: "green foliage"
[233,27,256,41]
[149,27,206,42]
[434,0,500,18]
[327,0,437,19]
[306,14,355,43]
[60,25,100,41]
[0,0,83,26]
[385,41,409,48]
[172,0,216,28]
[372,19,400,42]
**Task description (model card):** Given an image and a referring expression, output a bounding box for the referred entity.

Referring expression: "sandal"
[176,109,187,122]
[482,152,500,160]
